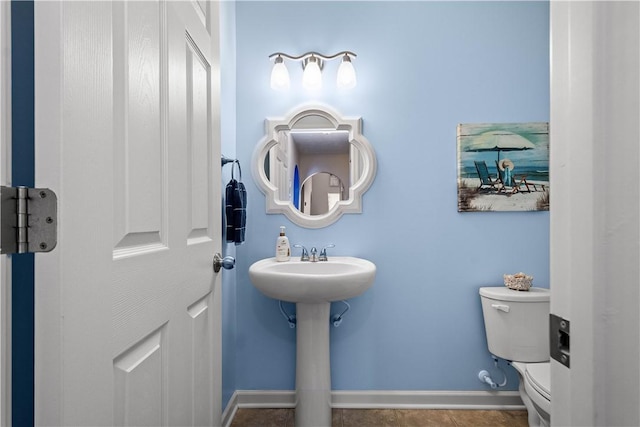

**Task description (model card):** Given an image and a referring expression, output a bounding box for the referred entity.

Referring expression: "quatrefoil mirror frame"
[252,104,377,228]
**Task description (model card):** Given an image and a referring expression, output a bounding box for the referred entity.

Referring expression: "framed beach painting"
[457,122,549,212]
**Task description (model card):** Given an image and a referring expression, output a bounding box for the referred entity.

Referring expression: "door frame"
[550,2,640,426]
[0,1,12,425]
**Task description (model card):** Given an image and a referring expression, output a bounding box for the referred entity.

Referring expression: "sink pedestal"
[295,302,332,427]
[248,257,377,427]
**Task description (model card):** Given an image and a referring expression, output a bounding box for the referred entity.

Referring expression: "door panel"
[34,2,222,425]
[187,37,213,243]
[188,293,214,425]
[113,327,166,427]
[113,0,166,255]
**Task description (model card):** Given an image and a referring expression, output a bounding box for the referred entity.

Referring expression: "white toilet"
[479,287,551,427]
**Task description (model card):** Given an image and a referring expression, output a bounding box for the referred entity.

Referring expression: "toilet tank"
[479,287,550,363]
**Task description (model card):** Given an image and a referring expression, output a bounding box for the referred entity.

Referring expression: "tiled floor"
[230,408,529,427]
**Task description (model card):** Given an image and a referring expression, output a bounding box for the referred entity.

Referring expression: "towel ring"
[231,160,242,181]
[221,156,242,181]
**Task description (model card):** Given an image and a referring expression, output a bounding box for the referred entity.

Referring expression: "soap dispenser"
[275,226,291,262]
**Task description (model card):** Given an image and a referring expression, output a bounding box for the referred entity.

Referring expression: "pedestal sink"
[249,257,376,427]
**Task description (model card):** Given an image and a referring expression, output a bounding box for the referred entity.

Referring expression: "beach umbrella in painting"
[464,131,536,161]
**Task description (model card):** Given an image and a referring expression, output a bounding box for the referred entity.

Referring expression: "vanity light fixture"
[269,51,357,91]
[336,54,357,89]
[270,55,290,91]
[302,56,323,90]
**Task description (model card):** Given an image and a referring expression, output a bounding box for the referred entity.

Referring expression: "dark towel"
[225,177,247,245]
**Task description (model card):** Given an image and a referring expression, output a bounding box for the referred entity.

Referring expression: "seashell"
[504,272,533,291]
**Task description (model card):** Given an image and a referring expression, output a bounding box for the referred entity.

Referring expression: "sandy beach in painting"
[458,178,549,212]
[457,122,549,212]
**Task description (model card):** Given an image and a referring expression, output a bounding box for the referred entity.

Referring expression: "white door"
[550,2,640,426]
[33,1,222,425]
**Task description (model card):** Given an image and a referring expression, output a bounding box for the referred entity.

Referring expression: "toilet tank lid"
[479,287,550,302]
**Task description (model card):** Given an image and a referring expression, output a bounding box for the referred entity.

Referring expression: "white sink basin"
[249,257,376,303]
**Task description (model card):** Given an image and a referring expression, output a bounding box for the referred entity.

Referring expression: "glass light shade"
[302,58,322,90]
[270,58,290,91]
[337,56,357,89]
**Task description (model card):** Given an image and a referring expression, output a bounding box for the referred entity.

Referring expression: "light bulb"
[302,57,322,90]
[337,55,356,89]
[270,56,290,91]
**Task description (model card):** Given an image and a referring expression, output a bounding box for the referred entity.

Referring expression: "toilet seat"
[525,363,550,401]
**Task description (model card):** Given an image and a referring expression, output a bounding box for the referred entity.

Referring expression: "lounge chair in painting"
[473,160,498,191]
[495,159,537,194]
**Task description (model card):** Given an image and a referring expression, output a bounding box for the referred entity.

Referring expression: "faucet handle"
[293,244,309,261]
[319,244,335,261]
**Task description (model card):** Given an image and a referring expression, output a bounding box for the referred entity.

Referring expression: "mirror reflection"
[300,172,345,215]
[252,104,377,229]
[263,126,364,216]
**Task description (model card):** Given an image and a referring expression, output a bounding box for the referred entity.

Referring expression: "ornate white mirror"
[252,104,377,228]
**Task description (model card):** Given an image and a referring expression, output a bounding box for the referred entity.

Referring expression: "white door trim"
[0,1,12,425]
[33,3,63,422]
[551,2,640,425]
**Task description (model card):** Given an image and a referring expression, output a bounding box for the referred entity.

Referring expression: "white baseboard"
[222,389,524,426]
[331,390,524,409]
[221,392,239,427]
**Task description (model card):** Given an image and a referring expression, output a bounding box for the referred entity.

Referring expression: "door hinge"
[1,186,57,255]
[550,313,570,368]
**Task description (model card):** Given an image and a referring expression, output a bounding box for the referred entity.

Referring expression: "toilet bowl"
[479,287,551,427]
[512,362,550,427]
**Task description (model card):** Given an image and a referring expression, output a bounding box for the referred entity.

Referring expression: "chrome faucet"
[294,244,334,262]
[293,244,309,261]
[319,244,335,261]
[309,247,318,262]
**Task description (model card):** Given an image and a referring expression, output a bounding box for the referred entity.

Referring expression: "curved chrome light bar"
[269,51,358,90]
[268,51,357,61]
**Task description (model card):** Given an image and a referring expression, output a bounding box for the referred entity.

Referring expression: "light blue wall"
[230,0,549,397]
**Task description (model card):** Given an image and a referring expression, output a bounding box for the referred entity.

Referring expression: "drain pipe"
[478,370,499,389]
[279,300,353,328]
[279,301,297,328]
[331,300,350,327]
[477,356,508,389]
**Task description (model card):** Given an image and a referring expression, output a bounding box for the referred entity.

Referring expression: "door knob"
[213,253,235,272]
